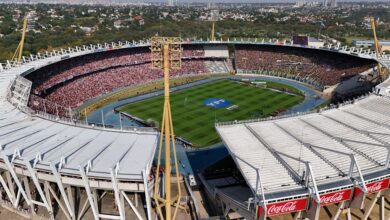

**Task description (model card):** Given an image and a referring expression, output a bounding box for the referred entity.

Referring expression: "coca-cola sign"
[354,178,390,197]
[319,189,352,206]
[257,198,307,217]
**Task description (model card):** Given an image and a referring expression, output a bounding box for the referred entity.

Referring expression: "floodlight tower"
[12,15,28,63]
[370,17,388,81]
[210,9,219,41]
[151,37,184,220]
[211,22,216,41]
[323,0,328,8]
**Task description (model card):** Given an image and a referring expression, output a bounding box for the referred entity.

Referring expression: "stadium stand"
[26,46,218,110]
[37,60,208,108]
[204,60,229,74]
[1,39,389,220]
[235,45,375,87]
[27,45,205,94]
[25,44,378,116]
[27,48,150,93]
[214,94,390,219]
[183,44,206,58]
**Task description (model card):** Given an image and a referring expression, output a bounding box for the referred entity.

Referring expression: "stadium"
[0,38,390,220]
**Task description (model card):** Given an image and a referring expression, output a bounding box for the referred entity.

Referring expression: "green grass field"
[119,79,304,147]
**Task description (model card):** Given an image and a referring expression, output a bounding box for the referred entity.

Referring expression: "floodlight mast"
[151,37,184,220]
[12,15,28,63]
[211,22,215,41]
[370,16,388,81]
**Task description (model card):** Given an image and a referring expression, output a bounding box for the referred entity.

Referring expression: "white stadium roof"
[217,94,390,200]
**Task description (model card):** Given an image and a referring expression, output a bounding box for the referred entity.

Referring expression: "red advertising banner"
[354,178,390,197]
[257,197,307,217]
[319,189,352,206]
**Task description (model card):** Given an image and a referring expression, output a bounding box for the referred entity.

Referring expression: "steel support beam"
[79,167,99,220]
[67,186,75,219]
[50,163,75,219]
[122,191,143,220]
[142,168,152,220]
[331,201,345,220]
[22,177,34,214]
[44,181,53,216]
[0,171,15,205]
[346,208,351,220]
[25,160,52,214]
[110,170,125,220]
[5,171,15,199]
[92,189,99,216]
[46,182,72,220]
[363,191,381,220]
[379,196,385,220]
[293,211,302,220]
[77,195,90,220]
[1,152,30,208]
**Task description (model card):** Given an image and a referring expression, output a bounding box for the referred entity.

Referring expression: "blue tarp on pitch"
[203,98,232,108]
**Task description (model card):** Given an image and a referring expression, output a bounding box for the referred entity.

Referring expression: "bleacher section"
[25,46,223,111]
[204,60,229,74]
[235,44,375,88]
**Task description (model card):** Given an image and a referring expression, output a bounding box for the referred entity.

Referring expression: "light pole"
[151,37,185,220]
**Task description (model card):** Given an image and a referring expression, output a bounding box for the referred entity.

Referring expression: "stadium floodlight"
[151,37,182,70]
[151,37,184,220]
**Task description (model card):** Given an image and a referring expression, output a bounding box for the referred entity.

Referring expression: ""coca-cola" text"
[320,189,352,206]
[258,198,307,217]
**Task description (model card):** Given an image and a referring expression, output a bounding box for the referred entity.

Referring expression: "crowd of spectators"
[37,60,207,108]
[29,94,75,118]
[25,45,210,115]
[27,48,150,94]
[27,45,205,95]
[235,45,375,86]
[25,44,207,115]
[28,43,374,115]
[182,45,205,58]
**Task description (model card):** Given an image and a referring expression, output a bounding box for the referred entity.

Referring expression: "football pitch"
[119,79,304,147]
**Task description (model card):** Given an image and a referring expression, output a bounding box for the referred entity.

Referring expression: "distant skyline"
[0,0,389,4]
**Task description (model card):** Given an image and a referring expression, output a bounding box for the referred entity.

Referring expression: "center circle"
[203,98,232,109]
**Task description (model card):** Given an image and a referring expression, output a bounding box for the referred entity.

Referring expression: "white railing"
[33,110,156,133]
